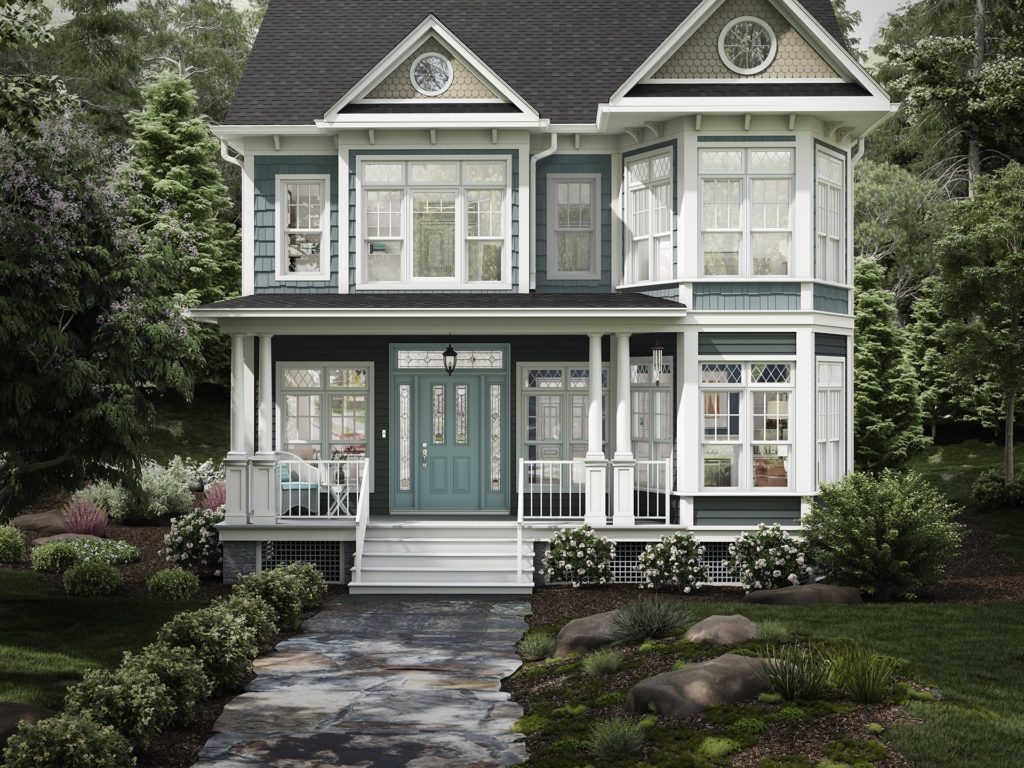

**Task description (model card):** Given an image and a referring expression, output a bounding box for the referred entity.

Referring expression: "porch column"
[611,332,635,525]
[584,333,607,526]
[250,334,277,525]
[223,333,249,526]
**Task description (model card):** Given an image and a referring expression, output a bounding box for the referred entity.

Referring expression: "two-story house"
[197,0,895,593]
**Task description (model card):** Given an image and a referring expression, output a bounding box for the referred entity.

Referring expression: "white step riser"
[357,568,532,585]
[366,526,517,540]
[348,584,534,595]
[360,554,533,569]
[362,541,534,556]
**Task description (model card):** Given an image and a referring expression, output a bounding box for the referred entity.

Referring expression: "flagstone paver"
[193,595,530,768]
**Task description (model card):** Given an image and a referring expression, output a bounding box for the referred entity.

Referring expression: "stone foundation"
[222,541,259,583]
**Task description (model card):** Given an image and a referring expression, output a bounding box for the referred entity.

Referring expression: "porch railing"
[277,458,369,519]
[633,458,672,522]
[517,459,586,519]
[351,460,371,582]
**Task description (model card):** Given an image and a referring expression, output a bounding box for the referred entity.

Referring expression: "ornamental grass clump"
[803,471,964,600]
[0,525,24,564]
[162,506,224,574]
[63,561,122,597]
[120,643,212,727]
[582,649,623,676]
[828,643,899,704]
[587,717,646,760]
[543,524,615,587]
[147,567,201,601]
[518,630,556,661]
[727,524,812,591]
[31,541,78,573]
[63,499,107,536]
[611,597,692,645]
[636,532,708,592]
[757,620,790,643]
[2,713,135,768]
[65,666,173,746]
[759,646,830,701]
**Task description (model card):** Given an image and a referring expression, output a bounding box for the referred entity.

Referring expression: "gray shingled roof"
[225,0,846,126]
[197,292,686,311]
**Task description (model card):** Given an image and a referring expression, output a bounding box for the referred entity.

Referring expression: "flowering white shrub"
[543,524,615,587]
[162,506,224,574]
[726,523,812,591]
[65,537,140,565]
[636,533,709,592]
[74,456,196,522]
[182,458,224,490]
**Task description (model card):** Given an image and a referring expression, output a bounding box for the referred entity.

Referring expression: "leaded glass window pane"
[455,384,469,445]
[489,384,501,491]
[329,368,368,388]
[431,384,445,444]
[463,161,505,184]
[399,384,411,491]
[409,162,458,185]
[701,364,742,384]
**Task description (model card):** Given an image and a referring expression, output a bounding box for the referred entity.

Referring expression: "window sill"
[355,281,512,291]
[548,272,602,281]
[274,272,332,282]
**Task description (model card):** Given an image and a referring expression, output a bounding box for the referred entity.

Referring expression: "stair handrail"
[351,458,371,582]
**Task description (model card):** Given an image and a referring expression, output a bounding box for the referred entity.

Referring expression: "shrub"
[2,713,135,768]
[64,561,122,597]
[213,593,279,648]
[823,737,887,764]
[587,717,645,760]
[728,524,812,591]
[64,537,139,565]
[971,469,1024,512]
[31,541,79,573]
[636,533,709,592]
[201,481,227,511]
[542,524,615,587]
[121,643,212,726]
[147,568,200,600]
[65,666,173,746]
[828,644,899,704]
[803,470,964,600]
[519,631,556,661]
[757,620,789,643]
[759,646,830,701]
[611,598,692,645]
[697,736,742,759]
[63,499,108,536]
[182,458,222,491]
[0,525,25,563]
[74,480,129,520]
[730,716,768,736]
[770,706,807,721]
[156,604,258,691]
[582,650,623,676]
[234,569,305,630]
[273,561,328,610]
[134,457,195,522]
[162,506,224,574]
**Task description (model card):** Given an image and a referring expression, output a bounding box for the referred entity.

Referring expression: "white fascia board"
[316,117,549,131]
[324,15,538,119]
[682,312,854,330]
[211,125,326,137]
[605,96,894,113]
[192,306,686,323]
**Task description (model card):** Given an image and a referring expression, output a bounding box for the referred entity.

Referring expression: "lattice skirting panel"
[260,541,348,584]
[606,540,740,586]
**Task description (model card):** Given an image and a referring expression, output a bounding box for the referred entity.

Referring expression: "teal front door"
[416,374,485,511]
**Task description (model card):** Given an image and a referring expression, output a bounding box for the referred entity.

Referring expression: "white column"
[678,329,698,527]
[250,334,277,525]
[242,337,255,454]
[223,333,250,526]
[584,333,607,526]
[795,328,816,496]
[611,332,635,525]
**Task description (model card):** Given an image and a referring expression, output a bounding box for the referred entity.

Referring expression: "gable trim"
[609,0,889,105]
[324,15,538,121]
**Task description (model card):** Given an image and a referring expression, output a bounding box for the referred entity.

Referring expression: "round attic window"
[410,52,454,96]
[718,17,777,75]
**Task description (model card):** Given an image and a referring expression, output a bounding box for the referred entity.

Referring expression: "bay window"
[700,362,793,490]
[816,358,846,484]
[625,151,673,283]
[700,148,793,277]
[279,364,372,464]
[359,158,510,287]
[815,148,846,283]
[276,175,330,279]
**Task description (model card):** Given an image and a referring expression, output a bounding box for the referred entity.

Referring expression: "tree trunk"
[968,0,985,197]
[1006,392,1016,484]
[931,419,937,441]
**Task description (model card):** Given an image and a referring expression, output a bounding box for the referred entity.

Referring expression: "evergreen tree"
[853,259,930,470]
[906,277,952,439]
[121,75,239,378]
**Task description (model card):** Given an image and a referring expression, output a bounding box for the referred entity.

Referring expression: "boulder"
[684,614,758,647]
[32,533,101,547]
[626,653,768,717]
[0,703,55,748]
[553,609,619,657]
[8,510,66,536]
[742,583,863,605]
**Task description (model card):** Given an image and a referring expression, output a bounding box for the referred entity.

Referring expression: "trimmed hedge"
[63,561,122,597]
[0,525,25,564]
[147,567,201,601]
[156,604,259,692]
[2,713,135,768]
[121,643,212,726]
[64,667,173,746]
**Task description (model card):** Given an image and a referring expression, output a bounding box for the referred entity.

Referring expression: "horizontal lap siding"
[815,333,848,357]
[693,283,801,311]
[813,284,850,314]
[697,332,797,356]
[693,496,801,526]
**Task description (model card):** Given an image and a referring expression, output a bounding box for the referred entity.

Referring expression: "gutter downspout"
[529,133,558,290]
[220,140,244,169]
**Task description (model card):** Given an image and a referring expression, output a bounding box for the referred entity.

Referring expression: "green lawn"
[142,382,230,464]
[0,569,201,709]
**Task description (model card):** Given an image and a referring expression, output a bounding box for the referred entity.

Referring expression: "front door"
[416,374,484,511]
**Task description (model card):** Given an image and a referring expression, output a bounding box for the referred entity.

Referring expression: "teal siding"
[254,156,339,293]
[535,154,611,293]
[347,149,519,293]
[693,496,801,526]
[693,282,800,311]
[813,284,850,314]
[698,332,797,356]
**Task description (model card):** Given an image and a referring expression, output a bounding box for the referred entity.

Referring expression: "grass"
[141,382,230,464]
[0,569,201,709]
[908,439,1024,560]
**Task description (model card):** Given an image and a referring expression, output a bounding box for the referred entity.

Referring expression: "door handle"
[421,442,428,469]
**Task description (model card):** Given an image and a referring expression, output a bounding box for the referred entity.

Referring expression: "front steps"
[348,520,535,595]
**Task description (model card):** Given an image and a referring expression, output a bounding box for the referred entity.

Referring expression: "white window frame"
[547,173,601,280]
[815,356,846,487]
[629,357,675,471]
[355,155,513,290]
[275,362,375,491]
[624,148,674,284]
[698,360,795,492]
[815,147,847,284]
[698,147,794,278]
[275,174,331,281]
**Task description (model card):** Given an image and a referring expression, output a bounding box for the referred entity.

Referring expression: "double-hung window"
[816,358,846,485]
[630,359,674,484]
[547,174,601,279]
[700,148,793,276]
[815,148,846,283]
[277,176,330,279]
[625,151,673,283]
[700,362,793,490]
[279,364,372,464]
[360,158,510,287]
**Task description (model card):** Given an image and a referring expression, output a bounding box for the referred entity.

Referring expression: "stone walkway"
[193,596,530,768]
